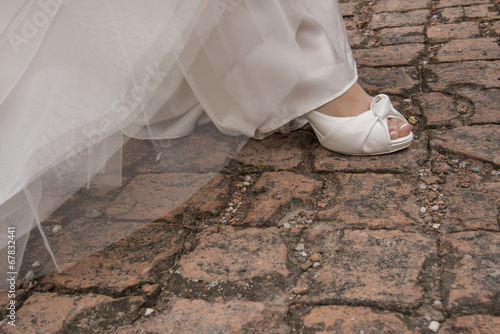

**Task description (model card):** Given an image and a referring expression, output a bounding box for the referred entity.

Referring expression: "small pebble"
[52,225,62,234]
[297,256,308,264]
[420,207,427,214]
[431,205,440,211]
[291,286,309,295]
[144,308,155,317]
[243,182,250,187]
[32,261,40,268]
[90,209,102,218]
[419,183,427,190]
[24,271,35,281]
[471,167,482,173]
[310,253,321,262]
[429,321,440,332]
[283,223,291,229]
[295,243,305,251]
[300,261,313,270]
[432,223,441,229]
[313,262,321,267]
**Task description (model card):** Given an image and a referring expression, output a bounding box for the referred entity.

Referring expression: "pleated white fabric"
[0,0,357,288]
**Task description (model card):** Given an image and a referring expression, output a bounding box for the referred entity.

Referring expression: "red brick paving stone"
[40,222,186,294]
[313,140,428,174]
[436,38,500,62]
[493,20,500,34]
[339,0,360,16]
[300,305,413,333]
[347,29,366,48]
[427,22,480,42]
[34,219,146,273]
[458,88,500,124]
[316,173,421,231]
[244,172,322,226]
[179,226,288,281]
[378,26,425,45]
[137,124,243,174]
[186,173,230,215]
[354,44,424,66]
[442,183,499,233]
[441,232,500,315]
[3,292,143,333]
[121,138,154,172]
[358,67,419,94]
[368,10,430,29]
[106,173,215,220]
[440,7,465,22]
[447,173,500,206]
[426,61,500,91]
[437,0,489,8]
[373,0,429,13]
[233,131,313,170]
[440,314,500,333]
[430,125,500,167]
[162,173,232,222]
[306,229,436,308]
[414,92,462,128]
[474,174,500,206]
[116,298,288,334]
[464,4,500,20]
[468,89,500,124]
[0,290,17,324]
[25,186,157,274]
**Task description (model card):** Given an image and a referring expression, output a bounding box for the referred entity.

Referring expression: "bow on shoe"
[370,94,393,121]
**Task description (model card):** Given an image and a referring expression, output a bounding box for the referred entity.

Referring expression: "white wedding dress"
[0,0,356,288]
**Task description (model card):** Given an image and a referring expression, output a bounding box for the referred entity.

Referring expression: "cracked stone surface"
[297,305,413,333]
[116,298,288,333]
[4,1,499,333]
[178,226,289,282]
[441,232,500,316]
[3,293,143,334]
[430,125,500,167]
[304,229,436,309]
[316,173,421,231]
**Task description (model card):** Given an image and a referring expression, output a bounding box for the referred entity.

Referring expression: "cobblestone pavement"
[2,0,500,333]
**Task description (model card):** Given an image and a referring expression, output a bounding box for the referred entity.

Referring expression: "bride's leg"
[316,82,412,140]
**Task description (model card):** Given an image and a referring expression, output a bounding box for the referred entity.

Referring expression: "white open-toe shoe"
[305,94,413,155]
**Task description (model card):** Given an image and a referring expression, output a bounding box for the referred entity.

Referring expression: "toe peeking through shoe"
[305,94,413,155]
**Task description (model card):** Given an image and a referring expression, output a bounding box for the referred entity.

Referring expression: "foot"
[317,82,412,140]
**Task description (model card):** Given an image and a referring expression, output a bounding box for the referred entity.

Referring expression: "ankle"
[317,83,372,117]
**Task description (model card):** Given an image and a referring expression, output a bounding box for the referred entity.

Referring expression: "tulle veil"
[0,0,356,289]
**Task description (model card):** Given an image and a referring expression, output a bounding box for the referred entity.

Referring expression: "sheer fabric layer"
[0,0,356,288]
